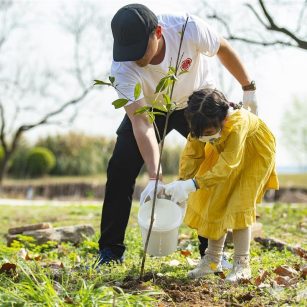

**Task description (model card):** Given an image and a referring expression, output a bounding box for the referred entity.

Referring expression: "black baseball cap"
[111,4,158,62]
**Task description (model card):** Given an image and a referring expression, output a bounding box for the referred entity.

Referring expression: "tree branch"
[207,1,307,50]
[8,86,91,155]
[16,87,91,133]
[251,0,307,49]
[244,3,268,28]
[207,13,296,48]
[226,35,295,48]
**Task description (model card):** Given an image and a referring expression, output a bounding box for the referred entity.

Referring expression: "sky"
[3,0,307,170]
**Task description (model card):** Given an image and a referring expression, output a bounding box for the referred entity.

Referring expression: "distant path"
[0,198,102,206]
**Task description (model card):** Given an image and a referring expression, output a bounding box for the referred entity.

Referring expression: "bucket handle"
[140,192,163,206]
[140,187,168,206]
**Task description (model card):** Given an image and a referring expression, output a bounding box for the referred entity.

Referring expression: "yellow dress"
[180,109,279,240]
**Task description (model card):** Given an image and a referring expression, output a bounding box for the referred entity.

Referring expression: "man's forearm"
[125,99,161,178]
[217,38,251,87]
[132,121,161,178]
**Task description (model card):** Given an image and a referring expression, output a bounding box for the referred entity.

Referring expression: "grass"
[0,202,306,306]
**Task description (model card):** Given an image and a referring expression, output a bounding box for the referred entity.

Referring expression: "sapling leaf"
[168,66,176,74]
[163,94,171,106]
[93,79,111,86]
[134,106,150,115]
[134,82,142,100]
[112,98,129,109]
[151,102,168,112]
[166,103,176,112]
[155,77,169,93]
[152,112,166,116]
[109,76,115,84]
[147,113,155,123]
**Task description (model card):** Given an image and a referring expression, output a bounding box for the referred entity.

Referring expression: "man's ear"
[155,25,163,39]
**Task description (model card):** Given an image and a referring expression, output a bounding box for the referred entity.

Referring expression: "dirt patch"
[157,278,218,306]
[119,273,224,306]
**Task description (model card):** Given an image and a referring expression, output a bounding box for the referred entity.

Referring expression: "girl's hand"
[164,179,196,203]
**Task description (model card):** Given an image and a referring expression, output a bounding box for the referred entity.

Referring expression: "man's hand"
[243,90,258,115]
[164,179,196,203]
[140,179,164,204]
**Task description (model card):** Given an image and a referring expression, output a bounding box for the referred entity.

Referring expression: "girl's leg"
[233,227,251,258]
[206,234,227,263]
[226,227,252,282]
[188,234,227,279]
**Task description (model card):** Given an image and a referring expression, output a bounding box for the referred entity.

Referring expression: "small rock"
[8,223,52,235]
[7,224,94,246]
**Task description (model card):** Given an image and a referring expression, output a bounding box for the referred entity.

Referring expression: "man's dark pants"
[98,108,208,257]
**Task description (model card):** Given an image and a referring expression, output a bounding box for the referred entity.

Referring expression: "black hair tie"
[229,102,242,110]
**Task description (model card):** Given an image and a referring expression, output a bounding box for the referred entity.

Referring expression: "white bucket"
[138,198,184,256]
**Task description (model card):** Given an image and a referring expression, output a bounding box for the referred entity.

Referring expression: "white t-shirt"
[111,13,221,110]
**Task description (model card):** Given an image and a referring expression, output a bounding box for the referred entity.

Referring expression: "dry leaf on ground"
[180,250,192,257]
[274,265,299,278]
[255,270,270,286]
[275,275,299,287]
[0,263,17,275]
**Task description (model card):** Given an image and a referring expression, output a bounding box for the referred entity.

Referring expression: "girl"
[165,88,279,282]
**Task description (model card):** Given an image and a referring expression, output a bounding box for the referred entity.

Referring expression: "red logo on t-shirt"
[180,58,192,71]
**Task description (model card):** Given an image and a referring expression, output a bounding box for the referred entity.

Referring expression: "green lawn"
[0,202,306,306]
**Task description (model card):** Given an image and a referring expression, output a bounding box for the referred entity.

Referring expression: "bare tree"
[0,0,108,183]
[203,0,307,50]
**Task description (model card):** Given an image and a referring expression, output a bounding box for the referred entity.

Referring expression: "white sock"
[205,234,227,263]
[233,227,251,260]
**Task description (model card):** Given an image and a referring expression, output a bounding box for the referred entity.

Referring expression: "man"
[97,3,257,265]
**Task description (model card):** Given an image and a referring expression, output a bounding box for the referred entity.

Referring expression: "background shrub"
[3,132,183,179]
[36,133,115,176]
[8,144,31,178]
[26,147,56,177]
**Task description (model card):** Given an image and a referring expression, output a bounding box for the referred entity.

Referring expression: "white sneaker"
[225,256,251,283]
[221,253,233,270]
[188,255,222,279]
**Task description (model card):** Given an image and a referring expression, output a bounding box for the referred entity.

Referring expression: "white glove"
[243,90,258,115]
[164,179,196,204]
[140,179,163,204]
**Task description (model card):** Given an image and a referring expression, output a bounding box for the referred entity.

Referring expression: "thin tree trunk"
[139,17,189,281]
[0,153,10,185]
